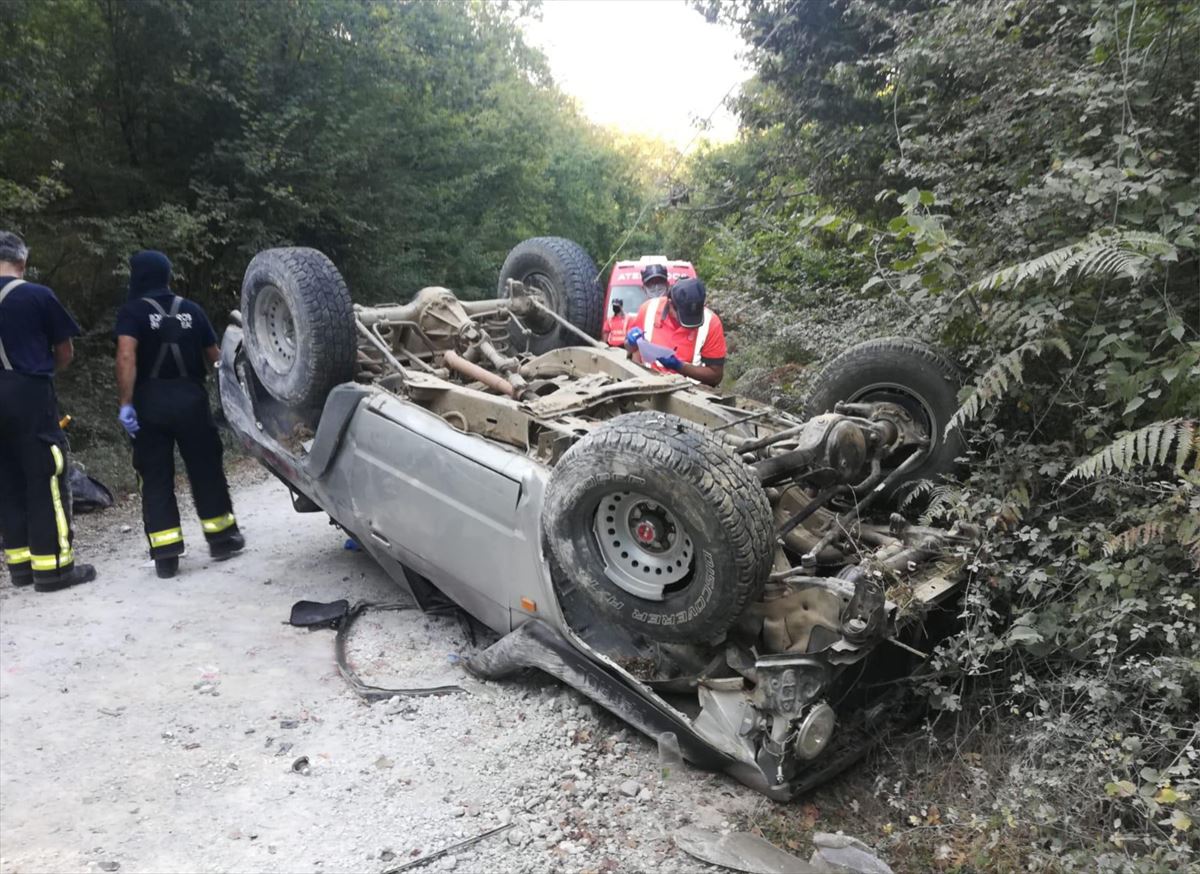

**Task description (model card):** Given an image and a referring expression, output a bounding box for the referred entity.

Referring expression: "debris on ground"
[68,463,115,513]
[809,832,894,874]
[383,823,514,872]
[673,826,818,873]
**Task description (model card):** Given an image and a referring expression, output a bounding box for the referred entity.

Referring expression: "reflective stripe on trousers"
[148,527,184,548]
[30,445,74,571]
[201,513,236,534]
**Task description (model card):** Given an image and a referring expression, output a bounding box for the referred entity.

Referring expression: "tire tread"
[545,411,774,642]
[498,236,603,349]
[241,247,355,417]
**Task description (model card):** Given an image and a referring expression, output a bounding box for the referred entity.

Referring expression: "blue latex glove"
[118,404,140,436]
[657,353,684,371]
[624,326,645,348]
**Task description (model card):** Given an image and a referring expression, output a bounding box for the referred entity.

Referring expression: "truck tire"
[498,236,603,354]
[241,247,356,424]
[805,337,965,501]
[543,411,774,644]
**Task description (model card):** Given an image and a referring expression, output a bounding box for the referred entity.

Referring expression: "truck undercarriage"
[223,239,974,798]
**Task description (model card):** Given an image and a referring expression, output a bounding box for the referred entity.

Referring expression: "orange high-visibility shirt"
[603,312,632,346]
[629,297,726,372]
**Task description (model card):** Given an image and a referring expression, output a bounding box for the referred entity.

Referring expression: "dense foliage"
[0,0,659,326]
[676,0,1198,867]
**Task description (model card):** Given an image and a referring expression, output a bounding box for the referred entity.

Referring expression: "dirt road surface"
[1,472,762,874]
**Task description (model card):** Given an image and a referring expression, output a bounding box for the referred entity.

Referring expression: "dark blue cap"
[128,250,172,299]
[668,278,707,328]
[641,263,669,286]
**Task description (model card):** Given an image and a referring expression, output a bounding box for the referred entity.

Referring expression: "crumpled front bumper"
[466,618,795,801]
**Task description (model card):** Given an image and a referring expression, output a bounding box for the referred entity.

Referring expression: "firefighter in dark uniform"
[114,250,244,579]
[0,230,97,591]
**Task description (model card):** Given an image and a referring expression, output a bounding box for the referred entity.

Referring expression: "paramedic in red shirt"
[603,297,631,346]
[603,264,669,346]
[624,278,726,387]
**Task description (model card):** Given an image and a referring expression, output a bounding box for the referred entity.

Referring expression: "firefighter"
[114,250,244,578]
[623,277,727,388]
[0,230,97,591]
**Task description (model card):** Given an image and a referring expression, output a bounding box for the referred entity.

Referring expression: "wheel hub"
[593,491,693,601]
[253,284,297,373]
[519,272,561,336]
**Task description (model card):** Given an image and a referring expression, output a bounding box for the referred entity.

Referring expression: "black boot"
[155,556,179,579]
[9,565,34,588]
[209,531,245,561]
[34,563,97,592]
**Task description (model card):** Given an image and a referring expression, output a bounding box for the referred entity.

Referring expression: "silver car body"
[219,320,962,800]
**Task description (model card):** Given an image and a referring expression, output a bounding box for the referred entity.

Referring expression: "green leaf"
[1105,780,1137,798]
[1007,625,1044,646]
[1124,397,1145,415]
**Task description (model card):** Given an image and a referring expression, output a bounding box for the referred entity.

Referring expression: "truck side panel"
[330,395,550,635]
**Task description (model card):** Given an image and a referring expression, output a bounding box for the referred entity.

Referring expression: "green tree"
[0,0,659,324]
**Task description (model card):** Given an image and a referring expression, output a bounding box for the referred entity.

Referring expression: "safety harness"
[0,277,27,371]
[143,295,189,379]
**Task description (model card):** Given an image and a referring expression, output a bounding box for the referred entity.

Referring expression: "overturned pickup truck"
[220,237,975,799]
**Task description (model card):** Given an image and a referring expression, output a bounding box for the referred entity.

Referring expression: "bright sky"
[522,0,752,149]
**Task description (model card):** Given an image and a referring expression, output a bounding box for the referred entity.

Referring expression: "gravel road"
[0,471,763,874]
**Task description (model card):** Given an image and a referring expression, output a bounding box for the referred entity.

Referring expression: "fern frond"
[1065,419,1198,481]
[971,230,1176,293]
[982,300,1026,335]
[1177,421,1200,473]
[1152,424,1171,470]
[899,479,936,510]
[918,485,963,525]
[1104,521,1171,557]
[946,338,1071,435]
[1181,511,1200,570]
